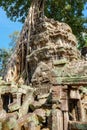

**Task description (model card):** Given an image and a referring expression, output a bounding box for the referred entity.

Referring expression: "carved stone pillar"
[63,112,69,130]
[61,86,69,130]
[52,109,63,130]
[51,86,63,130]
[17,93,22,106]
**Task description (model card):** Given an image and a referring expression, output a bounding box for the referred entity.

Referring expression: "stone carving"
[1,0,87,130]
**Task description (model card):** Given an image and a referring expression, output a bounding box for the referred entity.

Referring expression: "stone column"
[63,112,69,130]
[61,86,69,130]
[17,93,22,106]
[51,86,63,130]
[52,108,63,130]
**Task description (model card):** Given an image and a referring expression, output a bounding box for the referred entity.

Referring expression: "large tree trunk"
[26,0,45,84]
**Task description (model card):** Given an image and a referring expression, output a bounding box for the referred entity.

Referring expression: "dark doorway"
[1,93,13,112]
[69,99,80,121]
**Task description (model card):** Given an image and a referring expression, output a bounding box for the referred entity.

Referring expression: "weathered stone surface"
[0,110,6,122]
[1,0,87,130]
[34,109,46,123]
[61,99,68,111]
[8,101,20,112]
[6,117,17,129]
[69,121,87,130]
[19,93,34,117]
[18,113,38,127]
[61,87,68,100]
[53,59,68,66]
[51,86,61,107]
[63,112,69,130]
[28,122,40,130]
[29,101,42,111]
[41,128,50,130]
[70,89,80,99]
[51,109,63,130]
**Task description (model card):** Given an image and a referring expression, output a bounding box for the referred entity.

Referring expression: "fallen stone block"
[8,101,20,112]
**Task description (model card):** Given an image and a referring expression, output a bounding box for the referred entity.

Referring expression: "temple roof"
[52,60,87,85]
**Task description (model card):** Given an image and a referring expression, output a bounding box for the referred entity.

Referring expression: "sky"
[0,3,87,49]
[0,8,23,49]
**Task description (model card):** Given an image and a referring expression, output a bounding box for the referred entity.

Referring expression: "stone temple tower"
[2,0,87,130]
[4,0,81,84]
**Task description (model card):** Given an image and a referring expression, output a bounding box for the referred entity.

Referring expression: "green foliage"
[9,31,20,51]
[78,33,87,49]
[0,31,19,76]
[45,0,87,48]
[0,49,11,76]
[84,34,87,46]
[0,0,31,22]
[0,0,87,48]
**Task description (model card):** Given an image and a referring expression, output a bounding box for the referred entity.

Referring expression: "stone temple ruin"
[1,0,87,130]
